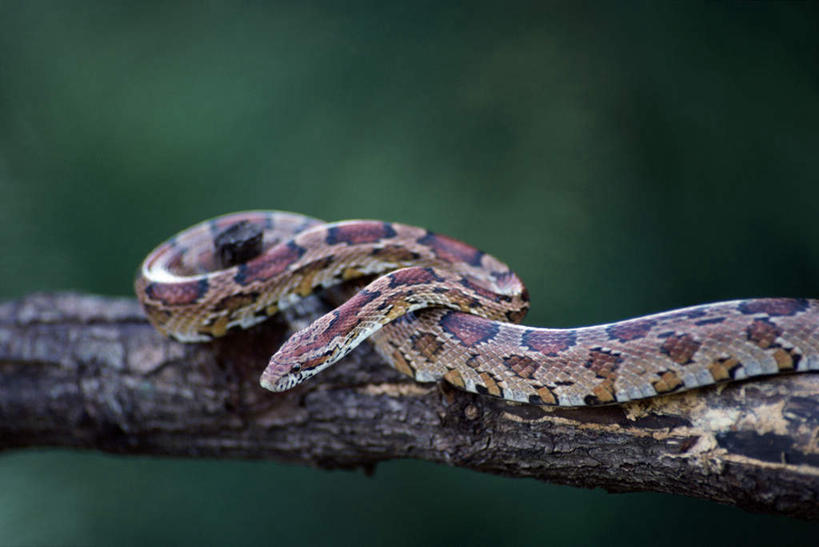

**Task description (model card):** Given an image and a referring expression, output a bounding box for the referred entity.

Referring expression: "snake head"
[259,324,339,392]
[260,352,334,392]
[259,303,369,392]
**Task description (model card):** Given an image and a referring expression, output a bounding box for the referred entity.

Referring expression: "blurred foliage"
[1,1,818,544]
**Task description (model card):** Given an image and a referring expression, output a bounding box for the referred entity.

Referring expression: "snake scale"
[135,211,819,406]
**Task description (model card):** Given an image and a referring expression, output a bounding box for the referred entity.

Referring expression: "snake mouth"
[260,364,301,392]
[260,373,297,392]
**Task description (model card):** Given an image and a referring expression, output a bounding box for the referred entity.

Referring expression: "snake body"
[136,211,819,406]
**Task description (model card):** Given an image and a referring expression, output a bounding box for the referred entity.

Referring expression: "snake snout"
[262,343,334,392]
[259,359,292,391]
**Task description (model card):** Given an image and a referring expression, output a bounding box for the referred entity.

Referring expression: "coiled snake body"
[136,211,819,406]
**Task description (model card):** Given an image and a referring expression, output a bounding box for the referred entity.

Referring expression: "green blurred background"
[2,1,818,544]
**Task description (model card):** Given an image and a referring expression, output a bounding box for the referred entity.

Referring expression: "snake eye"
[291,364,301,372]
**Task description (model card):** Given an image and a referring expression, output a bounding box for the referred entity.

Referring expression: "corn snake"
[135,211,819,406]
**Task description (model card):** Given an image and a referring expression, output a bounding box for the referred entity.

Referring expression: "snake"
[135,210,819,407]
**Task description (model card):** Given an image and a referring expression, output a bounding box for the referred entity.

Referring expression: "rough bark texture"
[1,292,818,519]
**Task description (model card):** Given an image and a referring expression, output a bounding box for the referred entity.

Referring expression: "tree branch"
[1,292,817,519]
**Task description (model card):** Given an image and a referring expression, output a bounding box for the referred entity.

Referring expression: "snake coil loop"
[136,211,819,406]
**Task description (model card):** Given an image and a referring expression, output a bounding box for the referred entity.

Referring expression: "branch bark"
[1,292,817,519]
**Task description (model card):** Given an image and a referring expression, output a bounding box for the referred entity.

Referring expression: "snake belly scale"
[135,211,819,407]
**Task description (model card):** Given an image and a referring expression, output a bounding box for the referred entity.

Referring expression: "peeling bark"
[1,292,817,519]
